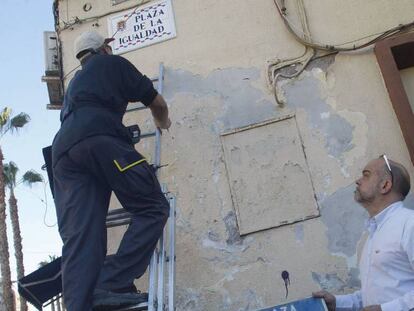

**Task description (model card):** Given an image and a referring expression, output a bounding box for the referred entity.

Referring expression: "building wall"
[53,1,414,310]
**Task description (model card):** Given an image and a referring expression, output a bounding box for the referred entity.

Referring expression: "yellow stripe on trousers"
[113,158,146,172]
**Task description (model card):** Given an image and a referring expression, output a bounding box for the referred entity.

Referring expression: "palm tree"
[4,163,43,311]
[0,107,30,311]
[3,162,26,311]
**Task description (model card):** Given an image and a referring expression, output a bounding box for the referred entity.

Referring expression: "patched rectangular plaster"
[221,115,320,235]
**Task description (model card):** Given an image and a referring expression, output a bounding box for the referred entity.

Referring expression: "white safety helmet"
[74,31,114,59]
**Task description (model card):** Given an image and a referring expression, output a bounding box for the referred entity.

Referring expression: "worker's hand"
[154,117,171,130]
[362,305,382,311]
[312,291,336,311]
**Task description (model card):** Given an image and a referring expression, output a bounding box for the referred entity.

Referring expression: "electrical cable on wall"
[270,0,414,106]
[19,185,56,228]
[56,0,151,33]
[273,0,414,51]
[269,0,315,106]
[60,0,148,81]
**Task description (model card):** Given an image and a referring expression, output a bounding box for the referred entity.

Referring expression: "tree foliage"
[38,255,59,268]
[0,108,30,138]
[22,170,44,187]
[3,161,18,188]
[0,107,31,311]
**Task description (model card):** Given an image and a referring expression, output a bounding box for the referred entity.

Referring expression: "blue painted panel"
[257,297,328,311]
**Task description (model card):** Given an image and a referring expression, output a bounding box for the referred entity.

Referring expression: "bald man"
[313,156,412,311]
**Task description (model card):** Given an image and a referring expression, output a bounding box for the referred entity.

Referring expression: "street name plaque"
[108,0,176,54]
[257,297,328,311]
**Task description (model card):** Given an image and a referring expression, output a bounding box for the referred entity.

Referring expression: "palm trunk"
[0,147,14,310]
[9,188,27,311]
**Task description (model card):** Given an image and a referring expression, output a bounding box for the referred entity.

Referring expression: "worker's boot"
[92,288,148,311]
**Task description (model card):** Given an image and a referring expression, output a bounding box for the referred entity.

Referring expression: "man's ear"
[380,179,393,194]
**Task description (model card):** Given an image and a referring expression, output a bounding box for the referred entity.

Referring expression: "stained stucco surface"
[122,56,413,309]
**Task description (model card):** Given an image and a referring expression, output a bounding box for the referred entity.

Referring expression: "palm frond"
[38,255,58,267]
[0,107,12,127]
[48,255,58,261]
[22,170,44,187]
[38,260,49,268]
[0,109,30,138]
[3,161,18,188]
[10,113,30,130]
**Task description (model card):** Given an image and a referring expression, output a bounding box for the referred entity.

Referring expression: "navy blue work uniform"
[52,54,170,311]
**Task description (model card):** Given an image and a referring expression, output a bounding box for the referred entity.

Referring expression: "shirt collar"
[80,53,95,66]
[365,201,403,234]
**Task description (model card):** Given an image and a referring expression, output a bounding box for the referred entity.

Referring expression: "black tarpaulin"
[18,257,62,310]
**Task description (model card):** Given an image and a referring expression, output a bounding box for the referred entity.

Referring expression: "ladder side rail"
[168,196,176,311]
[154,62,164,171]
[148,249,158,311]
[156,185,167,311]
[150,62,165,311]
[157,230,166,311]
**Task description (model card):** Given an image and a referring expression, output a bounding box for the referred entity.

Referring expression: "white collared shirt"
[335,201,414,311]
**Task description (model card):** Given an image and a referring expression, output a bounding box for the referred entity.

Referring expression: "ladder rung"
[106,208,131,227]
[106,213,131,222]
[141,132,156,139]
[113,302,148,311]
[126,105,148,112]
[107,208,128,216]
[106,219,131,228]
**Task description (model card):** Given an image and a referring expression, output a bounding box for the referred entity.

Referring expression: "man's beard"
[354,188,375,204]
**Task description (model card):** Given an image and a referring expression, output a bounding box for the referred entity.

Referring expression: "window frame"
[375,32,414,165]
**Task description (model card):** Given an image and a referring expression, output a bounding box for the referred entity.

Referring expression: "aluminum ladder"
[105,63,176,311]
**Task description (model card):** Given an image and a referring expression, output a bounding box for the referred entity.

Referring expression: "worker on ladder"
[51,30,171,311]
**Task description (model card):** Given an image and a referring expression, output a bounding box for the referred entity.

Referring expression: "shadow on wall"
[320,183,368,257]
[320,184,414,258]
[316,186,414,292]
[405,192,414,210]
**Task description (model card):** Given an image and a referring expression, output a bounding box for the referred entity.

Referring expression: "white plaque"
[108,0,176,54]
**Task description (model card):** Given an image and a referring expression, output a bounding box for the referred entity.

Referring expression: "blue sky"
[0,0,62,283]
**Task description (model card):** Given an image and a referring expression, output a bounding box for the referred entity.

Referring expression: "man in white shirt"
[313,156,412,311]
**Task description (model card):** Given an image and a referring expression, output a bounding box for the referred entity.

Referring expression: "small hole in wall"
[83,3,92,12]
[281,270,290,299]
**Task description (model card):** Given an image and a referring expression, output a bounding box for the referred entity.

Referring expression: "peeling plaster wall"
[55,1,414,310]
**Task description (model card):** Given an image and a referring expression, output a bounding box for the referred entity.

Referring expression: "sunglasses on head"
[380,154,393,184]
